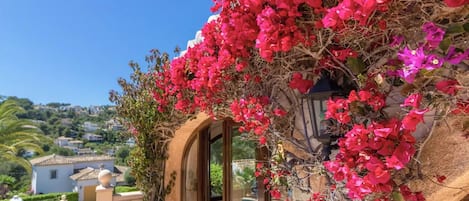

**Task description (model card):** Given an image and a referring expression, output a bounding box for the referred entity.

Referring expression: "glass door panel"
[184,138,199,201]
[210,136,223,201]
[231,128,258,201]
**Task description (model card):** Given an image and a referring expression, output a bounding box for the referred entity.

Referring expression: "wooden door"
[84,185,97,201]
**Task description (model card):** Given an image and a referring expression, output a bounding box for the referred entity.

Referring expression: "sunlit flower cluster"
[324,89,427,200]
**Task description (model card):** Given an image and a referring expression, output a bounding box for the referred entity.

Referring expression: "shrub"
[123,170,136,186]
[115,186,139,193]
[3,192,79,201]
[210,163,223,195]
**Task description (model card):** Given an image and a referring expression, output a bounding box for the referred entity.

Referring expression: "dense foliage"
[0,192,78,201]
[115,0,468,200]
[110,56,189,201]
[0,100,48,173]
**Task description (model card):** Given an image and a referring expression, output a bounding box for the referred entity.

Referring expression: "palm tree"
[0,100,49,173]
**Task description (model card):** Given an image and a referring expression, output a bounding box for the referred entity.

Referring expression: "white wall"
[55,139,69,147]
[31,170,37,193]
[33,164,75,194]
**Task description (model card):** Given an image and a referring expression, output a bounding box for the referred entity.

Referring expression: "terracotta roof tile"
[30,154,114,166]
[70,167,119,181]
[30,154,73,166]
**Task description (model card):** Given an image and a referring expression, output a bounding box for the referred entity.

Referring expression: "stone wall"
[410,116,469,201]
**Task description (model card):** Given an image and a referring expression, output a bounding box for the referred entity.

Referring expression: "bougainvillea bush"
[114,0,468,200]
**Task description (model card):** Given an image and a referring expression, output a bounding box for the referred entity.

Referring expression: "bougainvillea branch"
[114,0,469,200]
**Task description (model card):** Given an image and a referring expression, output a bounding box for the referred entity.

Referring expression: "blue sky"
[0,0,214,106]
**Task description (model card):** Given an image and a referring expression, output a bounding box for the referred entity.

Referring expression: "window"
[50,170,57,179]
[183,120,269,201]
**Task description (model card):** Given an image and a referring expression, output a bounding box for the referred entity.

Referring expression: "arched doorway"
[182,119,269,201]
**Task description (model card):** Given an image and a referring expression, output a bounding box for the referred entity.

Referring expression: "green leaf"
[273,176,281,185]
[446,24,465,34]
[346,57,366,74]
[463,23,469,32]
[392,191,405,201]
[439,38,451,52]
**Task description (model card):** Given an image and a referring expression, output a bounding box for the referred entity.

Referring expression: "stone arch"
[164,113,212,201]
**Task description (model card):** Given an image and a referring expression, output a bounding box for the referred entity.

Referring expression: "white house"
[83,133,103,142]
[125,138,136,147]
[105,119,124,131]
[82,122,99,133]
[88,106,102,116]
[54,136,73,147]
[68,140,84,148]
[30,154,118,201]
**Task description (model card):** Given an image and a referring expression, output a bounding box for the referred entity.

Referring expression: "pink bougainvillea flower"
[401,109,428,131]
[392,142,416,166]
[435,175,447,183]
[385,155,405,170]
[129,126,139,137]
[422,22,445,49]
[397,66,420,83]
[348,90,359,102]
[435,79,459,95]
[452,100,469,114]
[377,140,396,156]
[358,90,372,101]
[399,185,426,201]
[305,0,323,8]
[336,112,352,124]
[311,192,325,201]
[365,156,385,171]
[322,10,339,28]
[398,46,426,68]
[378,20,387,30]
[324,161,341,172]
[256,162,263,169]
[424,54,444,70]
[259,96,270,105]
[390,35,404,47]
[332,48,358,61]
[443,0,469,7]
[325,98,350,123]
[255,171,261,177]
[368,95,386,111]
[366,166,391,185]
[401,93,423,108]
[400,131,417,144]
[270,189,282,199]
[397,46,428,83]
[415,192,426,201]
[259,135,267,145]
[344,125,369,151]
[445,46,469,64]
[289,73,314,94]
[314,20,323,29]
[345,173,373,199]
[373,127,393,138]
[254,126,267,135]
[273,108,287,117]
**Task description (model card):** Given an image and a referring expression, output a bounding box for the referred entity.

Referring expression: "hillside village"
[0,96,136,200]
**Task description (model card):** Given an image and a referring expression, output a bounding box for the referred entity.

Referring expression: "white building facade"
[30,154,117,201]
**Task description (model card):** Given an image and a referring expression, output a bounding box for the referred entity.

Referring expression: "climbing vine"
[110,50,190,201]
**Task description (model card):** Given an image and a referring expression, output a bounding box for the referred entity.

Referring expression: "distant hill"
[1,96,127,142]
